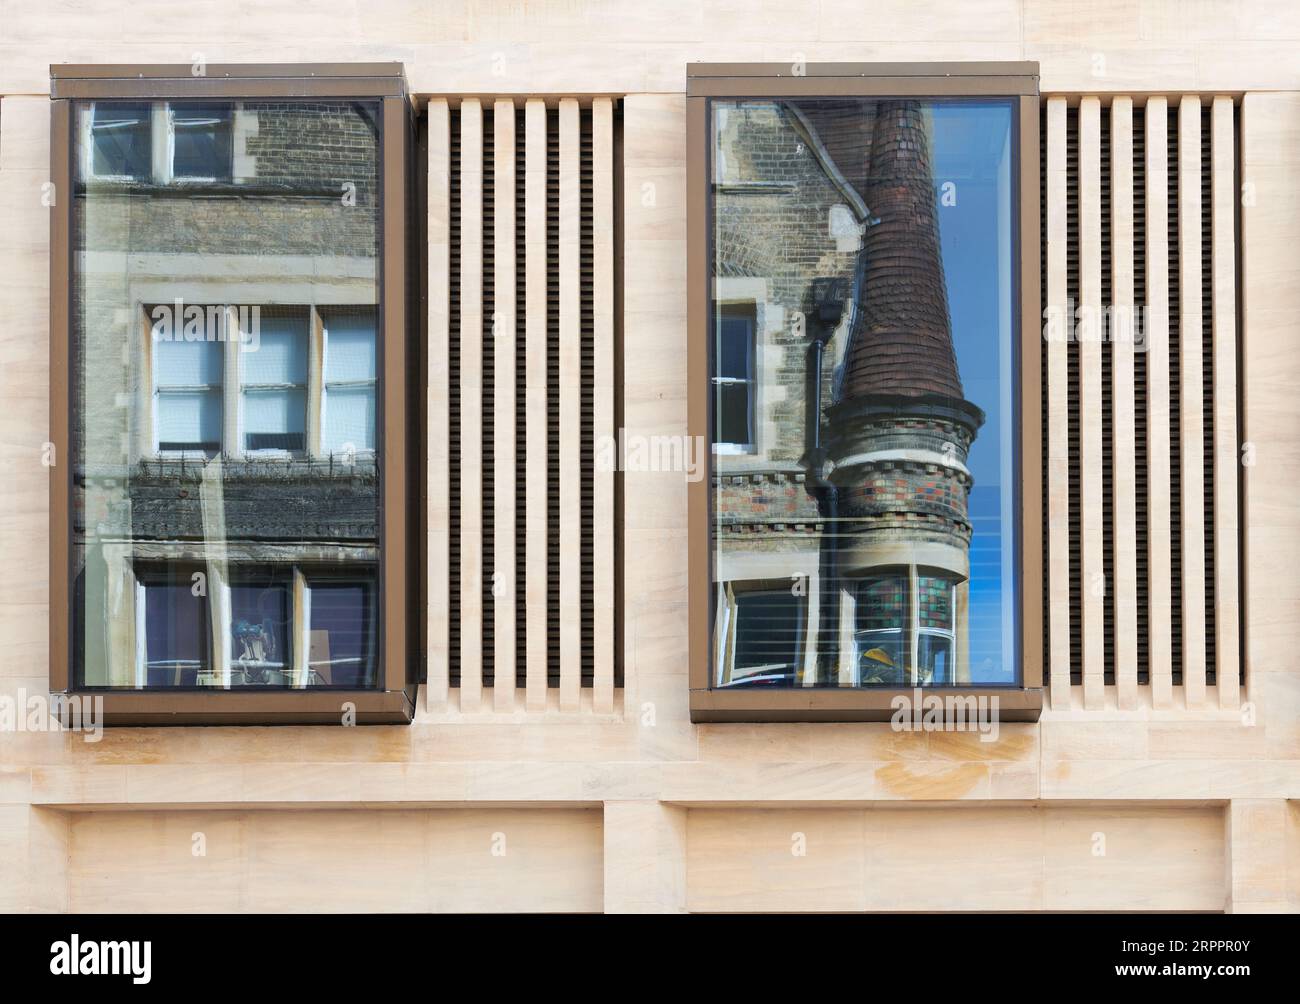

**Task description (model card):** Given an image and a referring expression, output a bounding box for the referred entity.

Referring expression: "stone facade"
[0,1,1296,916]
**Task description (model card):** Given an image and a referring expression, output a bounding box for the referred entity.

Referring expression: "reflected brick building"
[72,99,383,688]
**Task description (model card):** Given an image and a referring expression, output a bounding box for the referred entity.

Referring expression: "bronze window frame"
[686,62,1043,723]
[49,64,417,725]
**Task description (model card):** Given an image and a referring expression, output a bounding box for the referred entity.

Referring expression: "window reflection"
[89,102,150,180]
[320,306,378,455]
[719,584,805,687]
[139,565,209,687]
[153,330,223,455]
[711,304,756,451]
[242,308,309,454]
[710,97,1017,688]
[72,98,382,689]
[171,103,233,181]
[306,578,376,688]
[229,568,293,686]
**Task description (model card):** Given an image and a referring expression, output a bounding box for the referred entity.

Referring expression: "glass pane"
[918,634,953,685]
[154,331,223,386]
[90,102,150,180]
[172,103,233,180]
[72,98,382,689]
[322,307,377,453]
[709,96,1018,688]
[142,569,208,687]
[243,310,308,385]
[857,632,907,686]
[243,388,307,452]
[157,389,221,452]
[857,575,907,632]
[323,387,375,453]
[712,382,751,447]
[724,588,804,686]
[307,579,376,688]
[229,570,292,686]
[717,313,752,380]
[323,308,377,382]
[917,574,954,630]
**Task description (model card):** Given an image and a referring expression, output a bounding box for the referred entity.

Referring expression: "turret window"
[854,570,957,686]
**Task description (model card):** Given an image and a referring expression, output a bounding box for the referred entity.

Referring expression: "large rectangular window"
[52,65,414,724]
[688,63,1042,721]
[153,329,223,455]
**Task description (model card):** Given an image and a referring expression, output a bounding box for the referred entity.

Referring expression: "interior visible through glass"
[71,97,382,689]
[709,97,1017,688]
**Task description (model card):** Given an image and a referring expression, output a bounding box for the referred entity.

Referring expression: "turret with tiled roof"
[822,99,983,682]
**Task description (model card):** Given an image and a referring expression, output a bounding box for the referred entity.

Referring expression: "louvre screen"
[1041,96,1241,707]
[429,98,621,713]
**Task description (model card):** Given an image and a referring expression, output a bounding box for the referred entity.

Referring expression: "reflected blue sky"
[931,100,1015,682]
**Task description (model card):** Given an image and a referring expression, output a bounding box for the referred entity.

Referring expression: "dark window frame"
[168,101,235,182]
[717,579,808,687]
[49,63,416,725]
[87,101,151,181]
[687,62,1044,723]
[136,562,212,688]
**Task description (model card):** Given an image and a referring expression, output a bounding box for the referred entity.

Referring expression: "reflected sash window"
[89,102,151,180]
[153,326,223,455]
[321,307,378,454]
[242,308,308,454]
[711,304,756,450]
[170,102,233,181]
